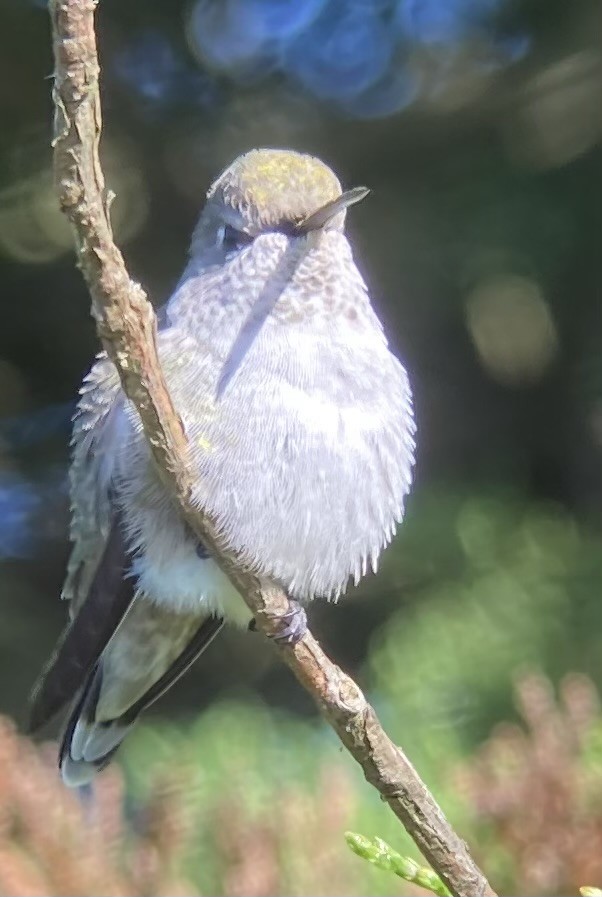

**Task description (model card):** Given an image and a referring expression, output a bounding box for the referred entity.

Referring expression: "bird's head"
[190,148,368,263]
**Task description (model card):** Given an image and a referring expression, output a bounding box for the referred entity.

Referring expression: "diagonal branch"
[47,2,497,895]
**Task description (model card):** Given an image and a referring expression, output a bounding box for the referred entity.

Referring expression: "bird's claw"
[272,600,308,645]
[247,600,307,645]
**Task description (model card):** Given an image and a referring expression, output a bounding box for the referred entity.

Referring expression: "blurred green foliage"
[370,488,602,756]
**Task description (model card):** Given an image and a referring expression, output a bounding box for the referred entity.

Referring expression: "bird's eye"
[218,224,254,253]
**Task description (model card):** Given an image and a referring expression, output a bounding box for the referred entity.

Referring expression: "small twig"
[47,2,497,895]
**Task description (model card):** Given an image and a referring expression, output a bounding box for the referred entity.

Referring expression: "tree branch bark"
[48,2,497,895]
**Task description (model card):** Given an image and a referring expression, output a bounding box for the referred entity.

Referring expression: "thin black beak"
[294,186,370,235]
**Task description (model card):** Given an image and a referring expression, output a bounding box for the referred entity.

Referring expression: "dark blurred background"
[1,1,602,894]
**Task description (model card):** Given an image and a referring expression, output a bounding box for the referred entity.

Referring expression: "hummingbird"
[29,149,416,786]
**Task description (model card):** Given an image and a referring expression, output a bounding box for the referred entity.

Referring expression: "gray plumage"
[29,148,416,785]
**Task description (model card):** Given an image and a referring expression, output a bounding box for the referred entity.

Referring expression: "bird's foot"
[271,600,308,645]
[247,599,308,645]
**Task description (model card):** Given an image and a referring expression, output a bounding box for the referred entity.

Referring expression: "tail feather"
[71,714,130,765]
[59,662,132,787]
[61,741,123,788]
[58,608,224,786]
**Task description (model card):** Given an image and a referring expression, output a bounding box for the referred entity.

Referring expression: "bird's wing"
[59,601,224,786]
[28,353,131,731]
[28,518,135,731]
[62,352,124,615]
[104,610,224,722]
[89,602,223,724]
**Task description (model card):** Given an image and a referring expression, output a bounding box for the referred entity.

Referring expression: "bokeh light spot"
[0,172,72,264]
[340,61,419,119]
[238,0,327,41]
[0,139,148,265]
[0,471,41,559]
[466,273,558,385]
[113,30,220,110]
[186,0,278,78]
[504,51,602,170]
[283,2,394,102]
[398,0,503,46]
